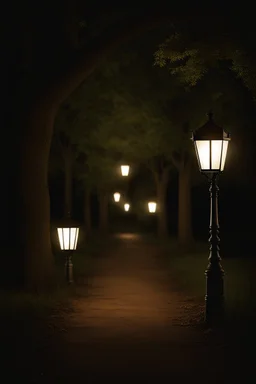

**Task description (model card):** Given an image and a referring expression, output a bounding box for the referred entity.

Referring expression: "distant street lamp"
[124,203,130,212]
[57,214,80,284]
[113,192,121,202]
[192,112,230,325]
[148,201,157,213]
[121,165,130,176]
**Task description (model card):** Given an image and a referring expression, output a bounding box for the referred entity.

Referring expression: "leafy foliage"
[50,32,255,193]
[154,28,256,98]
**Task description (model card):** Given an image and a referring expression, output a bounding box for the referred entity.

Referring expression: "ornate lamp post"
[57,214,80,284]
[148,201,157,213]
[121,165,130,176]
[124,203,130,212]
[192,112,231,325]
[113,192,121,202]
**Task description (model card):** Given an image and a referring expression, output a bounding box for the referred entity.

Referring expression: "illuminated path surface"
[40,234,244,382]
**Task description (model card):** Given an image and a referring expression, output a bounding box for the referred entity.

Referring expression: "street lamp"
[148,201,157,213]
[192,112,230,325]
[57,215,80,284]
[113,192,121,202]
[124,203,130,212]
[121,165,130,176]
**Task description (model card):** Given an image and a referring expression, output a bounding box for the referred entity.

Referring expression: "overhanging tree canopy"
[4,1,256,290]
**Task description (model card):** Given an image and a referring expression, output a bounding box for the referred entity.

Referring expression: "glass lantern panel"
[148,202,156,213]
[121,165,129,176]
[114,193,120,202]
[57,227,79,250]
[220,140,229,171]
[124,204,130,211]
[211,140,222,170]
[73,228,79,250]
[57,228,64,250]
[63,228,71,250]
[195,140,210,170]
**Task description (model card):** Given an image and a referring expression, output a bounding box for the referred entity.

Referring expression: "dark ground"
[3,234,254,383]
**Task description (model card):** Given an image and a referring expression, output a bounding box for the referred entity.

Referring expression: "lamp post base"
[205,265,224,326]
[65,253,73,284]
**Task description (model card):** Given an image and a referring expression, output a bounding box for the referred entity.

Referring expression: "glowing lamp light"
[57,227,79,250]
[121,165,130,176]
[113,192,121,202]
[124,203,130,212]
[192,112,230,173]
[148,201,157,213]
[57,216,80,284]
[191,112,231,324]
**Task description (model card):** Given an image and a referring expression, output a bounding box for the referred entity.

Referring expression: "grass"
[1,232,112,380]
[1,232,119,323]
[159,238,256,334]
[2,233,255,344]
[0,232,107,360]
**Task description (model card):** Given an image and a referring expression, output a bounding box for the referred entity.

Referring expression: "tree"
[63,55,174,237]
[78,49,190,240]
[52,57,136,234]
[130,169,157,232]
[4,0,177,290]
[93,88,174,237]
[155,31,256,245]
[5,2,253,289]
[99,60,255,246]
[100,48,199,243]
[153,22,256,96]
[51,70,110,225]
[77,134,121,235]
[153,19,256,246]
[64,38,254,247]
[51,103,83,218]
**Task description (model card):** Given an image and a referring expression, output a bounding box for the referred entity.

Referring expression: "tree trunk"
[84,187,91,234]
[13,100,56,291]
[178,161,193,248]
[98,191,108,235]
[156,174,169,238]
[3,12,171,291]
[64,148,73,217]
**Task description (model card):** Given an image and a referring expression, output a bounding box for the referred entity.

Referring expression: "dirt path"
[35,234,244,383]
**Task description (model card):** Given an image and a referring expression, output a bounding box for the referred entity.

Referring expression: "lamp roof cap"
[193,112,230,141]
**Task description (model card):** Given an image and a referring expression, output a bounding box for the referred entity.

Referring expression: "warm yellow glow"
[121,165,130,176]
[221,140,229,171]
[57,227,79,250]
[211,140,222,169]
[115,233,140,240]
[148,201,157,213]
[195,140,210,170]
[195,140,229,171]
[113,192,121,202]
[124,203,130,212]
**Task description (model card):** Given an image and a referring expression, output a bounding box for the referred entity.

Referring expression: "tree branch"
[50,11,173,104]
